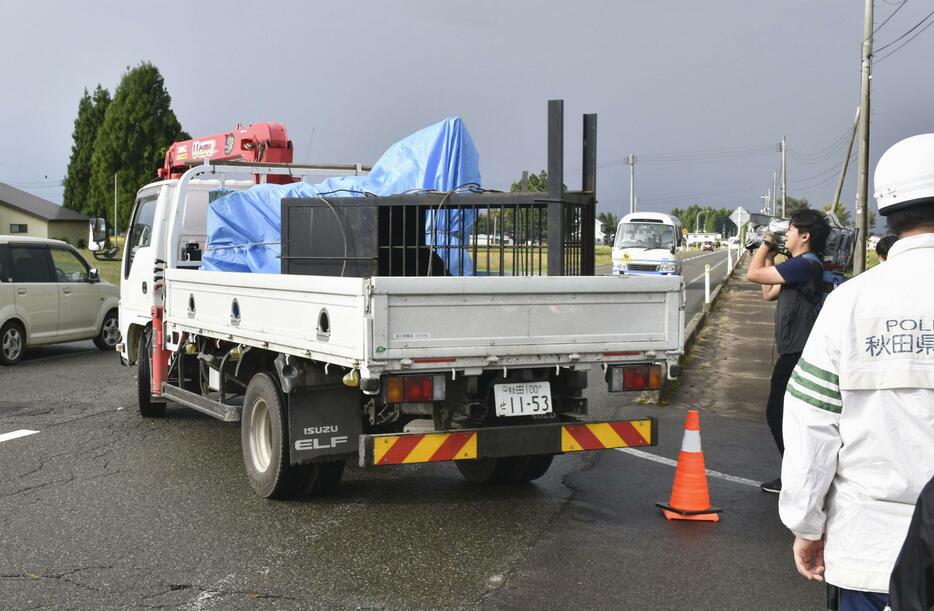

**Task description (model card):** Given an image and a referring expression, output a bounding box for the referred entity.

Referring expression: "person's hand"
[762,232,779,251]
[792,536,825,582]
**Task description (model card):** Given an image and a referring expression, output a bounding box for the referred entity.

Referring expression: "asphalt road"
[0,255,824,610]
[597,247,732,322]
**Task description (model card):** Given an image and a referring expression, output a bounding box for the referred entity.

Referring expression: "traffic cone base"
[656,503,721,522]
[657,410,721,522]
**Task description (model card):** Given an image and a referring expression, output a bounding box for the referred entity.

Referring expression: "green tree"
[508,170,568,194]
[89,62,188,228]
[670,205,734,235]
[782,196,811,216]
[63,85,111,213]
[504,170,568,243]
[597,212,619,244]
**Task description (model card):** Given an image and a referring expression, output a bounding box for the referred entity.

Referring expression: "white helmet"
[874,133,934,215]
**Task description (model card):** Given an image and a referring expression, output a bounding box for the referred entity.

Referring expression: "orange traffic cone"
[656,410,721,522]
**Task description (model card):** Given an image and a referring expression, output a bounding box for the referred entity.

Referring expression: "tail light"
[384,375,446,403]
[607,365,664,392]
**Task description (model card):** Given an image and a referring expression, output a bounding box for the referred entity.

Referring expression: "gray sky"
[2,0,933,226]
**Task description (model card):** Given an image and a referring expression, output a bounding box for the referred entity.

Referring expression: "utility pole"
[781,135,787,217]
[771,170,777,216]
[854,0,873,274]
[627,153,636,214]
[113,173,118,244]
[831,106,861,220]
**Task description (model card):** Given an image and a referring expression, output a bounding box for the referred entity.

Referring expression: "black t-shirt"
[773,254,823,354]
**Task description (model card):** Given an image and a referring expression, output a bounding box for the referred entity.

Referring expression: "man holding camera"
[745,208,830,494]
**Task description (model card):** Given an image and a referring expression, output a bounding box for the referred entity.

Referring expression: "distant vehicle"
[470,234,514,246]
[702,241,714,252]
[0,236,120,365]
[612,212,683,276]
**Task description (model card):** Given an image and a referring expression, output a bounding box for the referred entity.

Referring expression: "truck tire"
[0,321,25,366]
[455,458,507,484]
[510,455,554,482]
[241,373,345,499]
[93,309,120,351]
[137,331,166,417]
[456,455,554,484]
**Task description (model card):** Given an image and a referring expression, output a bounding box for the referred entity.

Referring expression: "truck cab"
[612,212,683,276]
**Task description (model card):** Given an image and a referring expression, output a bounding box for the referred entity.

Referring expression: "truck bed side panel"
[164,269,368,361]
[370,276,682,359]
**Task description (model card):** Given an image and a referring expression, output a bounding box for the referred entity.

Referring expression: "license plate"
[494,382,553,417]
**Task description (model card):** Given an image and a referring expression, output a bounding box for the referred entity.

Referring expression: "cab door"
[120,190,162,344]
[49,246,98,337]
[9,245,59,341]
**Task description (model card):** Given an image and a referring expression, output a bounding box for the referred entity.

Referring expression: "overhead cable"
[875,8,934,53]
[876,13,934,62]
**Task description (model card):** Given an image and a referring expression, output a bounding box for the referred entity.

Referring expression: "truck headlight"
[658,262,677,273]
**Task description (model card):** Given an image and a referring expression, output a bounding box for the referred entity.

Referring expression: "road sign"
[730,206,750,227]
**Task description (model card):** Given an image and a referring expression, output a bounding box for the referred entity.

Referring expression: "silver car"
[0,236,120,365]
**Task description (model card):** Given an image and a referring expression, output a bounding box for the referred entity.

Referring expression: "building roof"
[0,181,88,222]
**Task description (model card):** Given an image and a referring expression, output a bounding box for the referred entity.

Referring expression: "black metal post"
[547,100,565,276]
[581,113,597,275]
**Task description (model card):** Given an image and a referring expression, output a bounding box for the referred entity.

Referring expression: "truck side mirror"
[88,218,107,252]
[670,245,677,255]
[88,268,101,283]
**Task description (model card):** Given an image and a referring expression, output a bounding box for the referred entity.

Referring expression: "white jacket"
[778,232,934,593]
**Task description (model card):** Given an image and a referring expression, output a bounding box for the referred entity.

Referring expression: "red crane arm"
[159,122,294,180]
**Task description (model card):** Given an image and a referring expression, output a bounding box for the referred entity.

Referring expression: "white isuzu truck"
[117,108,684,499]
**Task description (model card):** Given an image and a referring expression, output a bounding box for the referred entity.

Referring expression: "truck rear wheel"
[241,373,344,499]
[511,455,554,482]
[456,454,554,484]
[137,330,165,417]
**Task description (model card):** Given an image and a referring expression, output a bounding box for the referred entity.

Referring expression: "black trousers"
[767,351,802,456]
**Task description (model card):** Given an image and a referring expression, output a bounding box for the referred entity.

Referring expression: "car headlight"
[658,262,677,273]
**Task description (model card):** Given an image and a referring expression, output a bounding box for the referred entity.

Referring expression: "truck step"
[160,384,242,422]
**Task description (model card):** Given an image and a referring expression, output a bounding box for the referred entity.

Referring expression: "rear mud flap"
[288,388,362,465]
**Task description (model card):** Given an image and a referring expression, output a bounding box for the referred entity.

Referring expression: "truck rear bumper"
[358,418,656,467]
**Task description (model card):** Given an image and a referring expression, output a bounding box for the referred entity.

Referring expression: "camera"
[745,219,790,255]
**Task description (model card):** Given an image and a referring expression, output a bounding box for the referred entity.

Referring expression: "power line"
[876,13,934,62]
[792,156,857,191]
[870,0,908,38]
[875,7,934,52]
[639,183,765,207]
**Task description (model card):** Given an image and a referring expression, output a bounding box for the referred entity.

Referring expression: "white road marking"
[615,447,760,488]
[686,255,728,286]
[0,429,39,444]
[681,250,727,262]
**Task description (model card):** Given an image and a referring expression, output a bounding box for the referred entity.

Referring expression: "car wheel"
[93,309,120,350]
[0,321,25,366]
[137,330,166,417]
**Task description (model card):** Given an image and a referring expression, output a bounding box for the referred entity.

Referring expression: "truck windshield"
[615,223,675,249]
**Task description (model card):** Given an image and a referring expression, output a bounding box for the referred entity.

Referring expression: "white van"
[612,212,683,276]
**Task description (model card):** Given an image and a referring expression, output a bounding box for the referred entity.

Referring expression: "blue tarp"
[201,117,480,275]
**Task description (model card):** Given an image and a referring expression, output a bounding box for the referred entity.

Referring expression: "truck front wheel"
[241,373,344,499]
